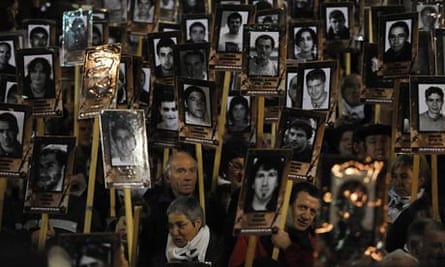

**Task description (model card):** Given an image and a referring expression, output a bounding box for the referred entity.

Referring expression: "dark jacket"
[383,42,412,63]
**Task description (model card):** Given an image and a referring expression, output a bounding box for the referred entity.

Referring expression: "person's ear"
[194,218,202,229]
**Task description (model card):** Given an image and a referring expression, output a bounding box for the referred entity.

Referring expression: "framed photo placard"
[410,76,445,153]
[288,21,322,64]
[296,60,337,124]
[0,103,32,178]
[23,19,57,49]
[52,233,120,267]
[233,148,291,235]
[177,78,219,146]
[276,108,327,181]
[16,47,63,117]
[240,24,286,96]
[62,9,93,66]
[79,44,121,119]
[100,109,151,189]
[23,136,76,214]
[210,4,255,72]
[378,12,418,78]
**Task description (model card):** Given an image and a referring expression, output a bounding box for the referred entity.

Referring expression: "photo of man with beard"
[32,144,67,192]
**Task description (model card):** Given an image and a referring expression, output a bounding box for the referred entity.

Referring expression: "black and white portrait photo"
[178,45,209,80]
[286,71,298,108]
[184,18,209,43]
[417,84,445,132]
[280,116,315,162]
[226,95,251,133]
[248,32,279,77]
[217,10,248,53]
[27,25,50,48]
[243,153,285,213]
[302,67,331,110]
[152,36,177,78]
[0,39,17,75]
[183,84,211,127]
[153,84,178,131]
[293,26,318,62]
[132,0,155,23]
[22,54,56,100]
[0,111,24,158]
[181,0,205,14]
[31,143,68,192]
[325,7,350,40]
[383,19,413,63]
[290,0,315,19]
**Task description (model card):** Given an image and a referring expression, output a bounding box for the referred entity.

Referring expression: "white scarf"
[166,225,210,263]
[387,188,424,223]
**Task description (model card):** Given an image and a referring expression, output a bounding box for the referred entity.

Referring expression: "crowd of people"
[1,1,445,267]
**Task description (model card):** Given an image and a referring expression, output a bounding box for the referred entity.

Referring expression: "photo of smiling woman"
[22,57,55,99]
[294,27,318,62]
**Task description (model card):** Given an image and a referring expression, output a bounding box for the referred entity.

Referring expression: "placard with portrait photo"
[256,8,284,25]
[276,108,326,181]
[146,31,179,84]
[295,60,337,124]
[226,94,252,134]
[288,21,321,64]
[149,83,179,147]
[137,62,151,107]
[175,42,210,81]
[367,5,405,44]
[23,136,75,214]
[0,33,19,76]
[410,76,445,153]
[79,44,121,119]
[249,0,276,10]
[131,0,156,24]
[92,19,109,47]
[394,82,411,153]
[362,43,394,104]
[180,0,207,15]
[62,9,93,66]
[0,74,19,104]
[178,78,219,146]
[182,15,210,44]
[240,24,286,95]
[0,104,32,178]
[52,233,120,267]
[23,19,56,49]
[100,109,151,189]
[103,0,127,25]
[156,0,178,22]
[233,148,291,235]
[378,12,418,78]
[321,3,353,52]
[288,0,319,21]
[210,4,254,71]
[16,47,63,117]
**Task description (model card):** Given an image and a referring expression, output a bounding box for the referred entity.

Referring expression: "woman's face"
[30,62,48,91]
[338,130,353,156]
[298,31,314,53]
[168,212,201,248]
[231,103,247,123]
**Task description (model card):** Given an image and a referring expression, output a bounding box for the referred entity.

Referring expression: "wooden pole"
[244,236,258,267]
[110,188,116,218]
[257,97,265,147]
[0,178,7,231]
[272,180,293,260]
[411,155,420,202]
[195,144,206,218]
[431,155,440,222]
[124,188,134,266]
[211,72,231,192]
[83,117,100,233]
[131,206,142,267]
[38,213,49,251]
[74,65,81,141]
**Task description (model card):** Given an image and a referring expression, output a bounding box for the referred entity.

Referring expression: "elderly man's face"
[0,120,17,152]
[187,91,206,119]
[389,26,408,53]
[166,152,198,196]
[37,152,63,191]
[364,134,390,161]
[426,92,443,117]
[252,165,279,204]
[291,191,320,231]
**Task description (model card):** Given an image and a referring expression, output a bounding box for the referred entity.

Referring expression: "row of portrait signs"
[0,2,445,251]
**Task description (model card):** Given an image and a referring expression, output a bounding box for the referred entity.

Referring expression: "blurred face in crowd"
[364,134,390,161]
[166,152,198,196]
[391,165,413,197]
[291,191,320,231]
[184,53,204,79]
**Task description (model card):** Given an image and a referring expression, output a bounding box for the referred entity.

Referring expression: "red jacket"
[228,230,316,267]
